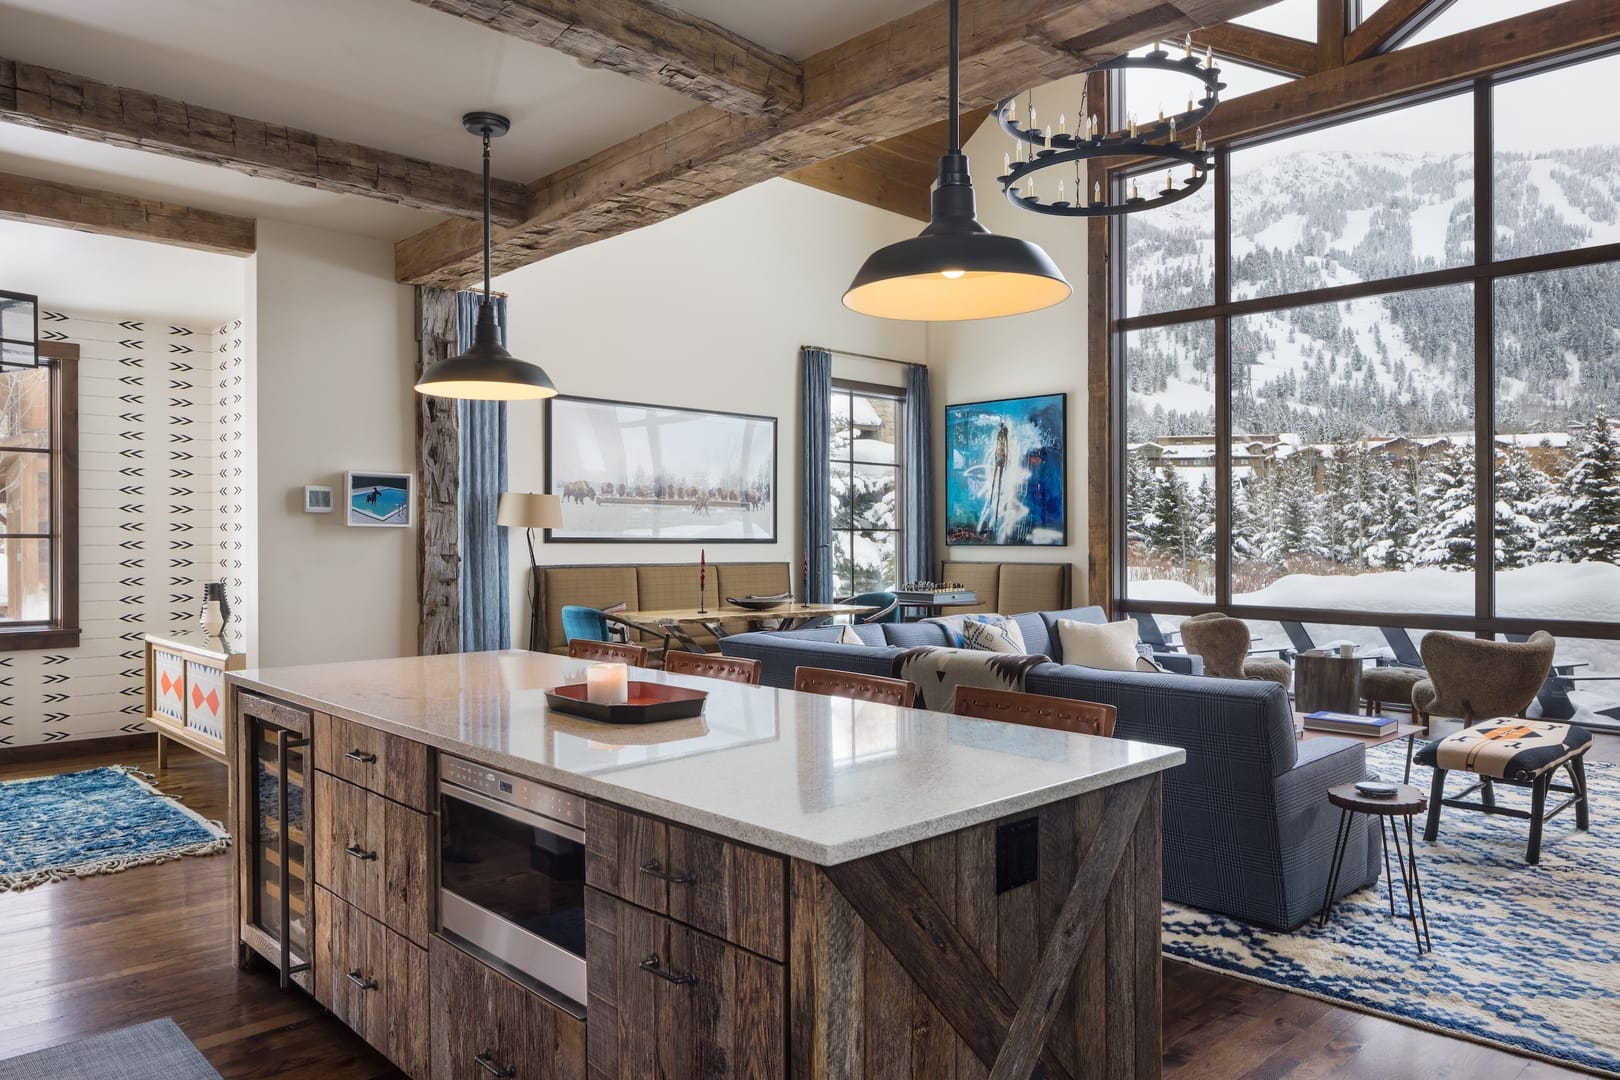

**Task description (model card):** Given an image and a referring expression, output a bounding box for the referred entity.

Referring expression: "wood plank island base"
[227,651,1182,1079]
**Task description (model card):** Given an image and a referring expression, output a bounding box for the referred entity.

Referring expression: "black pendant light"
[843,0,1071,321]
[416,112,558,401]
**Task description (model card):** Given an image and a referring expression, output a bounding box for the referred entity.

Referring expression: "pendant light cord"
[948,0,960,155]
[482,127,493,303]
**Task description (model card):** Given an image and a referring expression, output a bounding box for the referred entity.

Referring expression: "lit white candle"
[586,662,629,705]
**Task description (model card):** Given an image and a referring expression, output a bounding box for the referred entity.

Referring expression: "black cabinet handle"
[475,1051,516,1077]
[345,969,378,991]
[640,953,697,985]
[344,844,377,861]
[638,858,697,886]
[344,749,377,764]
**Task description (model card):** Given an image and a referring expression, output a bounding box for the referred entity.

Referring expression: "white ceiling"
[0,0,933,243]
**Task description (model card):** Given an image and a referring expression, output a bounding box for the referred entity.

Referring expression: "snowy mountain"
[1125,146,1620,443]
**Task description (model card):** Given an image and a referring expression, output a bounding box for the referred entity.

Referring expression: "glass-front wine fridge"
[236,691,313,990]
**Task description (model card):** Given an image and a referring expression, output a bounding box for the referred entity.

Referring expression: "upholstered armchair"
[1410,631,1556,727]
[1179,613,1293,689]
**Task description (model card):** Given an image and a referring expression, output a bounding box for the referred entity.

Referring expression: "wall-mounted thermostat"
[304,485,334,513]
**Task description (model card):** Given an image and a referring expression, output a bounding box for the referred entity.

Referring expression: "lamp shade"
[844,154,1071,322]
[415,301,558,401]
[497,491,564,529]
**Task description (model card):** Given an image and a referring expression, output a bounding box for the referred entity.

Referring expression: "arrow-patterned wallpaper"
[0,310,244,749]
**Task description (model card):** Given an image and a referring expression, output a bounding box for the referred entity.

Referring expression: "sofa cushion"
[1012,612,1052,656]
[1056,618,1143,672]
[940,562,999,614]
[960,615,1028,654]
[540,565,640,653]
[997,563,1068,614]
[882,622,953,647]
[1038,606,1109,663]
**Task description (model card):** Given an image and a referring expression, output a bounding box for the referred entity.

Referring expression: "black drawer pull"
[638,858,696,885]
[345,969,378,991]
[344,749,377,764]
[344,844,377,861]
[475,1051,516,1077]
[640,953,697,985]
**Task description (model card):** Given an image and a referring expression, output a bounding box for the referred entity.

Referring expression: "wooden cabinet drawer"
[585,888,784,1079]
[429,934,585,1080]
[313,772,432,945]
[313,887,429,1078]
[585,802,785,961]
[314,711,431,811]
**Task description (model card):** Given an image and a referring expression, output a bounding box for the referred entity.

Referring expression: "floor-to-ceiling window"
[1113,44,1620,716]
[830,382,905,595]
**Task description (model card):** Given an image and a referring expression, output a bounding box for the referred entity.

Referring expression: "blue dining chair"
[561,605,611,643]
[843,591,900,624]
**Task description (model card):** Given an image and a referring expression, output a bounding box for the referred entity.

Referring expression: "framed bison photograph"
[544,395,777,542]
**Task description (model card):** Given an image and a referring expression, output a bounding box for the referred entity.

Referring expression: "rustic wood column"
[415,286,460,656]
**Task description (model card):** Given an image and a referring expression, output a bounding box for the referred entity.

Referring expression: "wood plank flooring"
[1,734,1611,1078]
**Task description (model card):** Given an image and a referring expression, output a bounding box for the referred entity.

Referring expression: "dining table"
[605,601,875,653]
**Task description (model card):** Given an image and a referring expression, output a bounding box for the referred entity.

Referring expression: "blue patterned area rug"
[0,766,230,892]
[1164,741,1619,1077]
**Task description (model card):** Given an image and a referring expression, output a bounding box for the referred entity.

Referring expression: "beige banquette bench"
[534,561,792,654]
[938,561,1072,615]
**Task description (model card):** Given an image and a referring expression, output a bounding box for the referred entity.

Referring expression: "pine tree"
[1142,466,1188,556]
[1193,475,1217,559]
[1368,457,1419,570]
[1493,445,1549,569]
[1557,408,1620,563]
[1413,445,1476,570]
[1124,452,1153,547]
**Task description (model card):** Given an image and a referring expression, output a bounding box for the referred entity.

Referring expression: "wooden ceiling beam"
[0,169,256,255]
[786,109,991,222]
[1191,25,1319,77]
[1344,0,1452,63]
[408,0,801,117]
[0,56,529,225]
[397,0,1274,287]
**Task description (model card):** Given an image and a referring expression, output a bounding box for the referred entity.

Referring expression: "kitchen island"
[228,650,1183,1080]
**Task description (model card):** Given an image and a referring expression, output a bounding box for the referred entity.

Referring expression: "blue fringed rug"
[0,766,230,892]
[1164,741,1620,1077]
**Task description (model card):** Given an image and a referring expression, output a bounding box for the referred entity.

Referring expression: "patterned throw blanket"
[893,646,1051,712]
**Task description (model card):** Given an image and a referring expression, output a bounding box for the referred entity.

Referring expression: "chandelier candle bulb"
[1184,34,1193,58]
[1206,45,1215,67]
[1093,180,1101,203]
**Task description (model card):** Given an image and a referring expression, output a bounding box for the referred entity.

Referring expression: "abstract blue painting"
[945,393,1066,546]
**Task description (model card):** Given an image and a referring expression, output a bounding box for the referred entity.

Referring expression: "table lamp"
[497,492,564,650]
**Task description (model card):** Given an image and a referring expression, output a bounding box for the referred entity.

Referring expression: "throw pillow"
[960,615,1028,654]
[837,623,866,646]
[1056,618,1144,672]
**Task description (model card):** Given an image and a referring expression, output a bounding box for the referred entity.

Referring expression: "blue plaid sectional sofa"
[719,605,1381,930]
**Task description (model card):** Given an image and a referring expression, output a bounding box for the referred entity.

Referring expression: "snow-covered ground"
[1131,561,1620,722]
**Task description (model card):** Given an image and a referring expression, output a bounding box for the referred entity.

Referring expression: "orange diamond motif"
[191,684,205,708]
[205,689,220,715]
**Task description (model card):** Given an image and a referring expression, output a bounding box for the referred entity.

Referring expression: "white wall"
[248,219,415,666]
[927,75,1091,603]
[494,178,927,644]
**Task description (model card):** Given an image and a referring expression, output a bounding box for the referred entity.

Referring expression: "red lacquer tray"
[545,681,708,724]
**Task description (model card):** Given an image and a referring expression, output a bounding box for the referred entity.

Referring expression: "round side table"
[1318,782,1432,955]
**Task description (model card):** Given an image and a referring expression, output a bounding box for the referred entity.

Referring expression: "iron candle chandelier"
[996,39,1224,219]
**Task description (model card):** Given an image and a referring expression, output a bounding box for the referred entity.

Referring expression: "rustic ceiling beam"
[1190,25,1319,77]
[396,0,1275,287]
[408,0,802,117]
[1344,0,1453,63]
[0,56,529,225]
[786,109,991,222]
[1208,0,1620,147]
[0,169,256,255]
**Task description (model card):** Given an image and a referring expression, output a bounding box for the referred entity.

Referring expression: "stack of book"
[1302,711,1398,736]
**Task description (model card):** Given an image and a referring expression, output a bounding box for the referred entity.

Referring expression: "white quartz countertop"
[229,651,1183,865]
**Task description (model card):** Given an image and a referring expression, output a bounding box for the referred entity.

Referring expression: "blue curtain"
[903,363,935,585]
[457,294,510,651]
[801,347,833,603]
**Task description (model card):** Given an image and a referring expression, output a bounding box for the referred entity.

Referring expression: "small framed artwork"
[945,393,1067,546]
[345,471,413,528]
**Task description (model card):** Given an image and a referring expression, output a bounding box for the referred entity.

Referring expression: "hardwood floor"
[2,733,1612,1078]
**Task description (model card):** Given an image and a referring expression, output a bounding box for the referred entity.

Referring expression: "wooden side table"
[1318,782,1432,955]
[1296,651,1363,713]
[145,631,246,767]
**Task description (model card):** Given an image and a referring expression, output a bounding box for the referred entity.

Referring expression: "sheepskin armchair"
[1179,613,1293,689]
[1411,630,1555,726]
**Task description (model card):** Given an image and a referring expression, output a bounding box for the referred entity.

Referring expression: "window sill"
[0,627,82,652]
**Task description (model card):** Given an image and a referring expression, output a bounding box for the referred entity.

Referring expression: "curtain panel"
[903,362,936,585]
[457,294,511,651]
[801,347,834,603]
